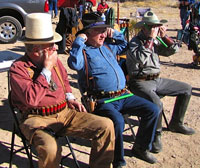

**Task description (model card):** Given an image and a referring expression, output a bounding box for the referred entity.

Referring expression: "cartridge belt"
[29,100,67,116]
[133,73,160,80]
[94,88,127,99]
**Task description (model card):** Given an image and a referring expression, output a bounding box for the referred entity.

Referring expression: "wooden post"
[117,0,119,24]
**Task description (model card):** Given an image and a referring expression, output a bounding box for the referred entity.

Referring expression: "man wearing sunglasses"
[126,11,195,155]
[10,13,115,168]
[68,12,160,167]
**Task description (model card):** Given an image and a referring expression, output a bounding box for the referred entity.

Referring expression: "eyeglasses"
[92,28,107,34]
[148,25,160,29]
[33,43,55,53]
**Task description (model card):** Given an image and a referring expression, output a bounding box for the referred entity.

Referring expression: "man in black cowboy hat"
[10,13,115,168]
[126,11,195,154]
[68,12,160,167]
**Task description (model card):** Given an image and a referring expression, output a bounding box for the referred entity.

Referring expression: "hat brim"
[76,24,110,36]
[22,32,62,44]
[134,19,168,29]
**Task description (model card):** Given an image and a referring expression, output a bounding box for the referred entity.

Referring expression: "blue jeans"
[180,7,188,29]
[49,0,58,17]
[95,93,159,167]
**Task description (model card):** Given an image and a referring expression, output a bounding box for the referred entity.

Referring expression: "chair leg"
[65,136,80,168]
[9,125,16,168]
[123,114,136,141]
[10,124,34,168]
[162,110,169,130]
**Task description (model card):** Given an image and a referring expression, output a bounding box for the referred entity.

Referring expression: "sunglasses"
[92,28,107,34]
[33,43,55,53]
[145,24,161,30]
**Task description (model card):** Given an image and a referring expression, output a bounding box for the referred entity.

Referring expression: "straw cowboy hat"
[76,12,110,36]
[23,13,62,44]
[135,11,168,29]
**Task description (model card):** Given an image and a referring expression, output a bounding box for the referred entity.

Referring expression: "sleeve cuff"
[162,35,174,47]
[66,92,76,100]
[41,68,51,84]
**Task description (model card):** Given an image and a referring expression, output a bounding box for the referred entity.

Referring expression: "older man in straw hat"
[9,13,115,168]
[68,12,160,166]
[127,11,195,154]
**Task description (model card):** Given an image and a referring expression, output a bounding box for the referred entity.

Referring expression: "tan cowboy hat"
[135,11,168,29]
[23,13,62,44]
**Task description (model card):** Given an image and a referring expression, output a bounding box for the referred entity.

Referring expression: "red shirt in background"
[97,2,109,14]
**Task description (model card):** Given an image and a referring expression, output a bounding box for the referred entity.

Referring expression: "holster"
[81,95,97,113]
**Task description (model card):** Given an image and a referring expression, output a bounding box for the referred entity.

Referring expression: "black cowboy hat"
[76,12,110,36]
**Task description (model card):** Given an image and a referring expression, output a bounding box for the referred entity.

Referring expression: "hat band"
[25,36,54,42]
[85,22,105,29]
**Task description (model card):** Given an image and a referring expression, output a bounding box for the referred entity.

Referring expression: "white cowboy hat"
[135,11,168,29]
[23,13,62,44]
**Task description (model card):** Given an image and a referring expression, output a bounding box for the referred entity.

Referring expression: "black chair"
[8,92,80,168]
[123,114,137,141]
[162,110,169,130]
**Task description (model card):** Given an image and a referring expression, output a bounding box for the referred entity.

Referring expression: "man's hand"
[68,99,87,112]
[78,33,88,42]
[43,49,57,71]
[107,28,114,38]
[149,26,160,39]
[159,26,167,38]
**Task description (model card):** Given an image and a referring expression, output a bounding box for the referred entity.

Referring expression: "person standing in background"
[49,0,58,18]
[179,0,195,29]
[97,0,109,16]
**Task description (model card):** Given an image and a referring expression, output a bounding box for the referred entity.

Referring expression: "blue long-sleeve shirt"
[68,30,127,93]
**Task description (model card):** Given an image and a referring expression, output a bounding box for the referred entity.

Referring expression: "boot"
[151,131,162,153]
[132,144,157,164]
[169,94,195,135]
[151,112,162,153]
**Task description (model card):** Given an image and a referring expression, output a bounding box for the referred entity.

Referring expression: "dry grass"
[121,0,178,8]
[104,0,180,38]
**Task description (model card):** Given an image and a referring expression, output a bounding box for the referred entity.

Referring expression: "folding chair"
[162,110,169,130]
[123,114,137,141]
[135,8,151,22]
[8,93,80,168]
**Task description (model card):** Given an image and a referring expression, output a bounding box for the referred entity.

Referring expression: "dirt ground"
[0,2,200,168]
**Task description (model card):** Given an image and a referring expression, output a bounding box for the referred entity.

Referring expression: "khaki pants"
[20,108,115,168]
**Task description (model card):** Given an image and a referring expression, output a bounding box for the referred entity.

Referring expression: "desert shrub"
[128,19,140,39]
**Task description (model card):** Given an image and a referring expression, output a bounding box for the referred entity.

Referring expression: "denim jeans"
[180,7,188,29]
[49,0,58,18]
[95,93,159,167]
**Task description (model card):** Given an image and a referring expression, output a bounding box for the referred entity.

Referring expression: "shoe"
[168,122,195,135]
[113,161,126,168]
[151,133,162,153]
[132,145,157,164]
[113,166,122,168]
